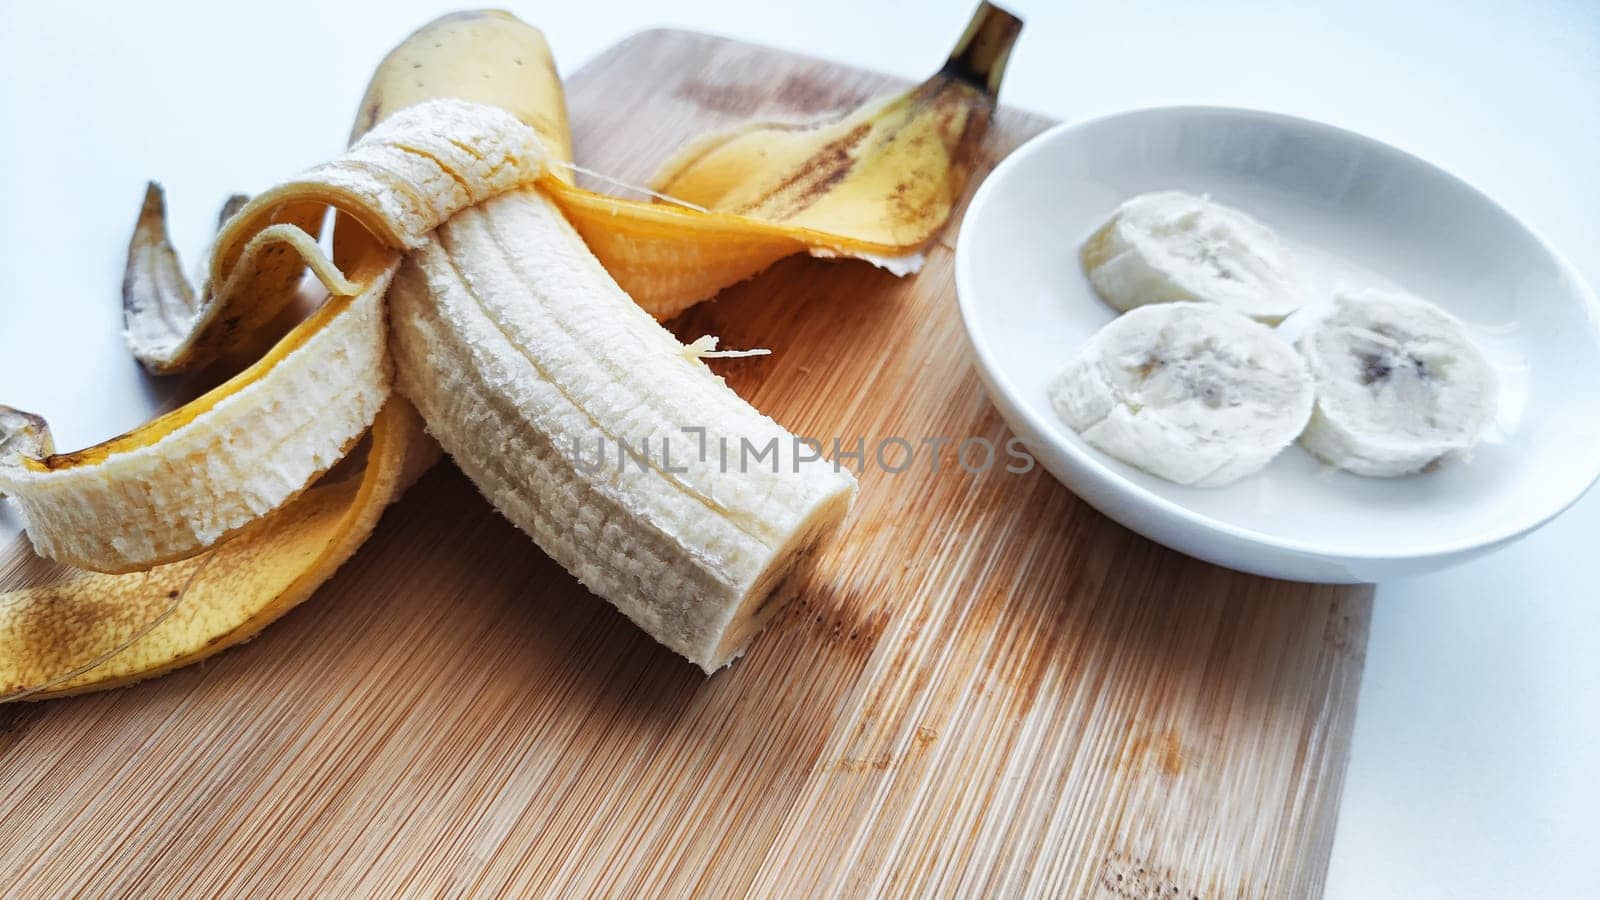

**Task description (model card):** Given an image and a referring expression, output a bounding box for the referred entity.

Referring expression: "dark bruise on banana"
[0,3,1024,698]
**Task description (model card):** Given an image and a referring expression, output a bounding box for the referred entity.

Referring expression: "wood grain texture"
[0,30,1371,897]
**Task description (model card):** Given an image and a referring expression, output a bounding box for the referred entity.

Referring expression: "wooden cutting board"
[0,30,1372,897]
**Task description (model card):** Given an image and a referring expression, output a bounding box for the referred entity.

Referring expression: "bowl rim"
[954,103,1600,562]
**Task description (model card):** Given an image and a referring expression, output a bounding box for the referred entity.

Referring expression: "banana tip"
[942,1,1023,97]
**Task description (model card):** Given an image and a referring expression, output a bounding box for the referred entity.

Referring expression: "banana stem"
[941,1,1023,98]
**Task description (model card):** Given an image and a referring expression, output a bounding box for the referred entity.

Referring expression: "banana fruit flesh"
[1051,302,1314,487]
[1081,191,1308,322]
[1296,290,1498,476]
[390,187,857,671]
[3,270,391,572]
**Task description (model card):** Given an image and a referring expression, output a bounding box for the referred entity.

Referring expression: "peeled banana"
[1081,191,1308,322]
[1051,302,1314,487]
[1295,290,1498,476]
[1,4,1017,697]
[357,13,859,669]
[1,11,569,697]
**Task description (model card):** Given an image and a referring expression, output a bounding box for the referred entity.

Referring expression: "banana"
[354,13,859,668]
[1295,289,1498,476]
[548,0,1021,318]
[4,0,1008,694]
[1081,191,1308,322]
[1050,302,1314,487]
[389,185,857,672]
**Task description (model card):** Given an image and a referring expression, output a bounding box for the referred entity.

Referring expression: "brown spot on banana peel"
[762,77,990,232]
[723,69,994,226]
[737,121,873,220]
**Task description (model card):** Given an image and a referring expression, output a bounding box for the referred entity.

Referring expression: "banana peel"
[0,402,437,700]
[547,0,1020,319]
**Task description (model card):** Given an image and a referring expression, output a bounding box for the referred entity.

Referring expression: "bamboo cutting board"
[0,30,1372,897]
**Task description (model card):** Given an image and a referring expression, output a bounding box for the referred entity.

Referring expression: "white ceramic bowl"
[956,106,1600,583]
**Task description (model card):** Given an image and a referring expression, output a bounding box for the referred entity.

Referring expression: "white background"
[1,1,1595,895]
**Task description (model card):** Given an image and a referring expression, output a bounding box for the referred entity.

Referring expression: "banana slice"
[1050,302,1313,487]
[1081,191,1308,322]
[1295,289,1498,476]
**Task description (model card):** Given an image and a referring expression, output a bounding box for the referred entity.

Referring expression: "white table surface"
[2,1,1595,895]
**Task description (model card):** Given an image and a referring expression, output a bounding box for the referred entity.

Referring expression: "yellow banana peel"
[548,0,1020,318]
[350,9,575,177]
[1,402,437,700]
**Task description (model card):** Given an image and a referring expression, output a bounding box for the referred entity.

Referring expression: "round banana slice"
[1081,190,1307,322]
[1050,302,1314,487]
[1296,290,1498,477]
